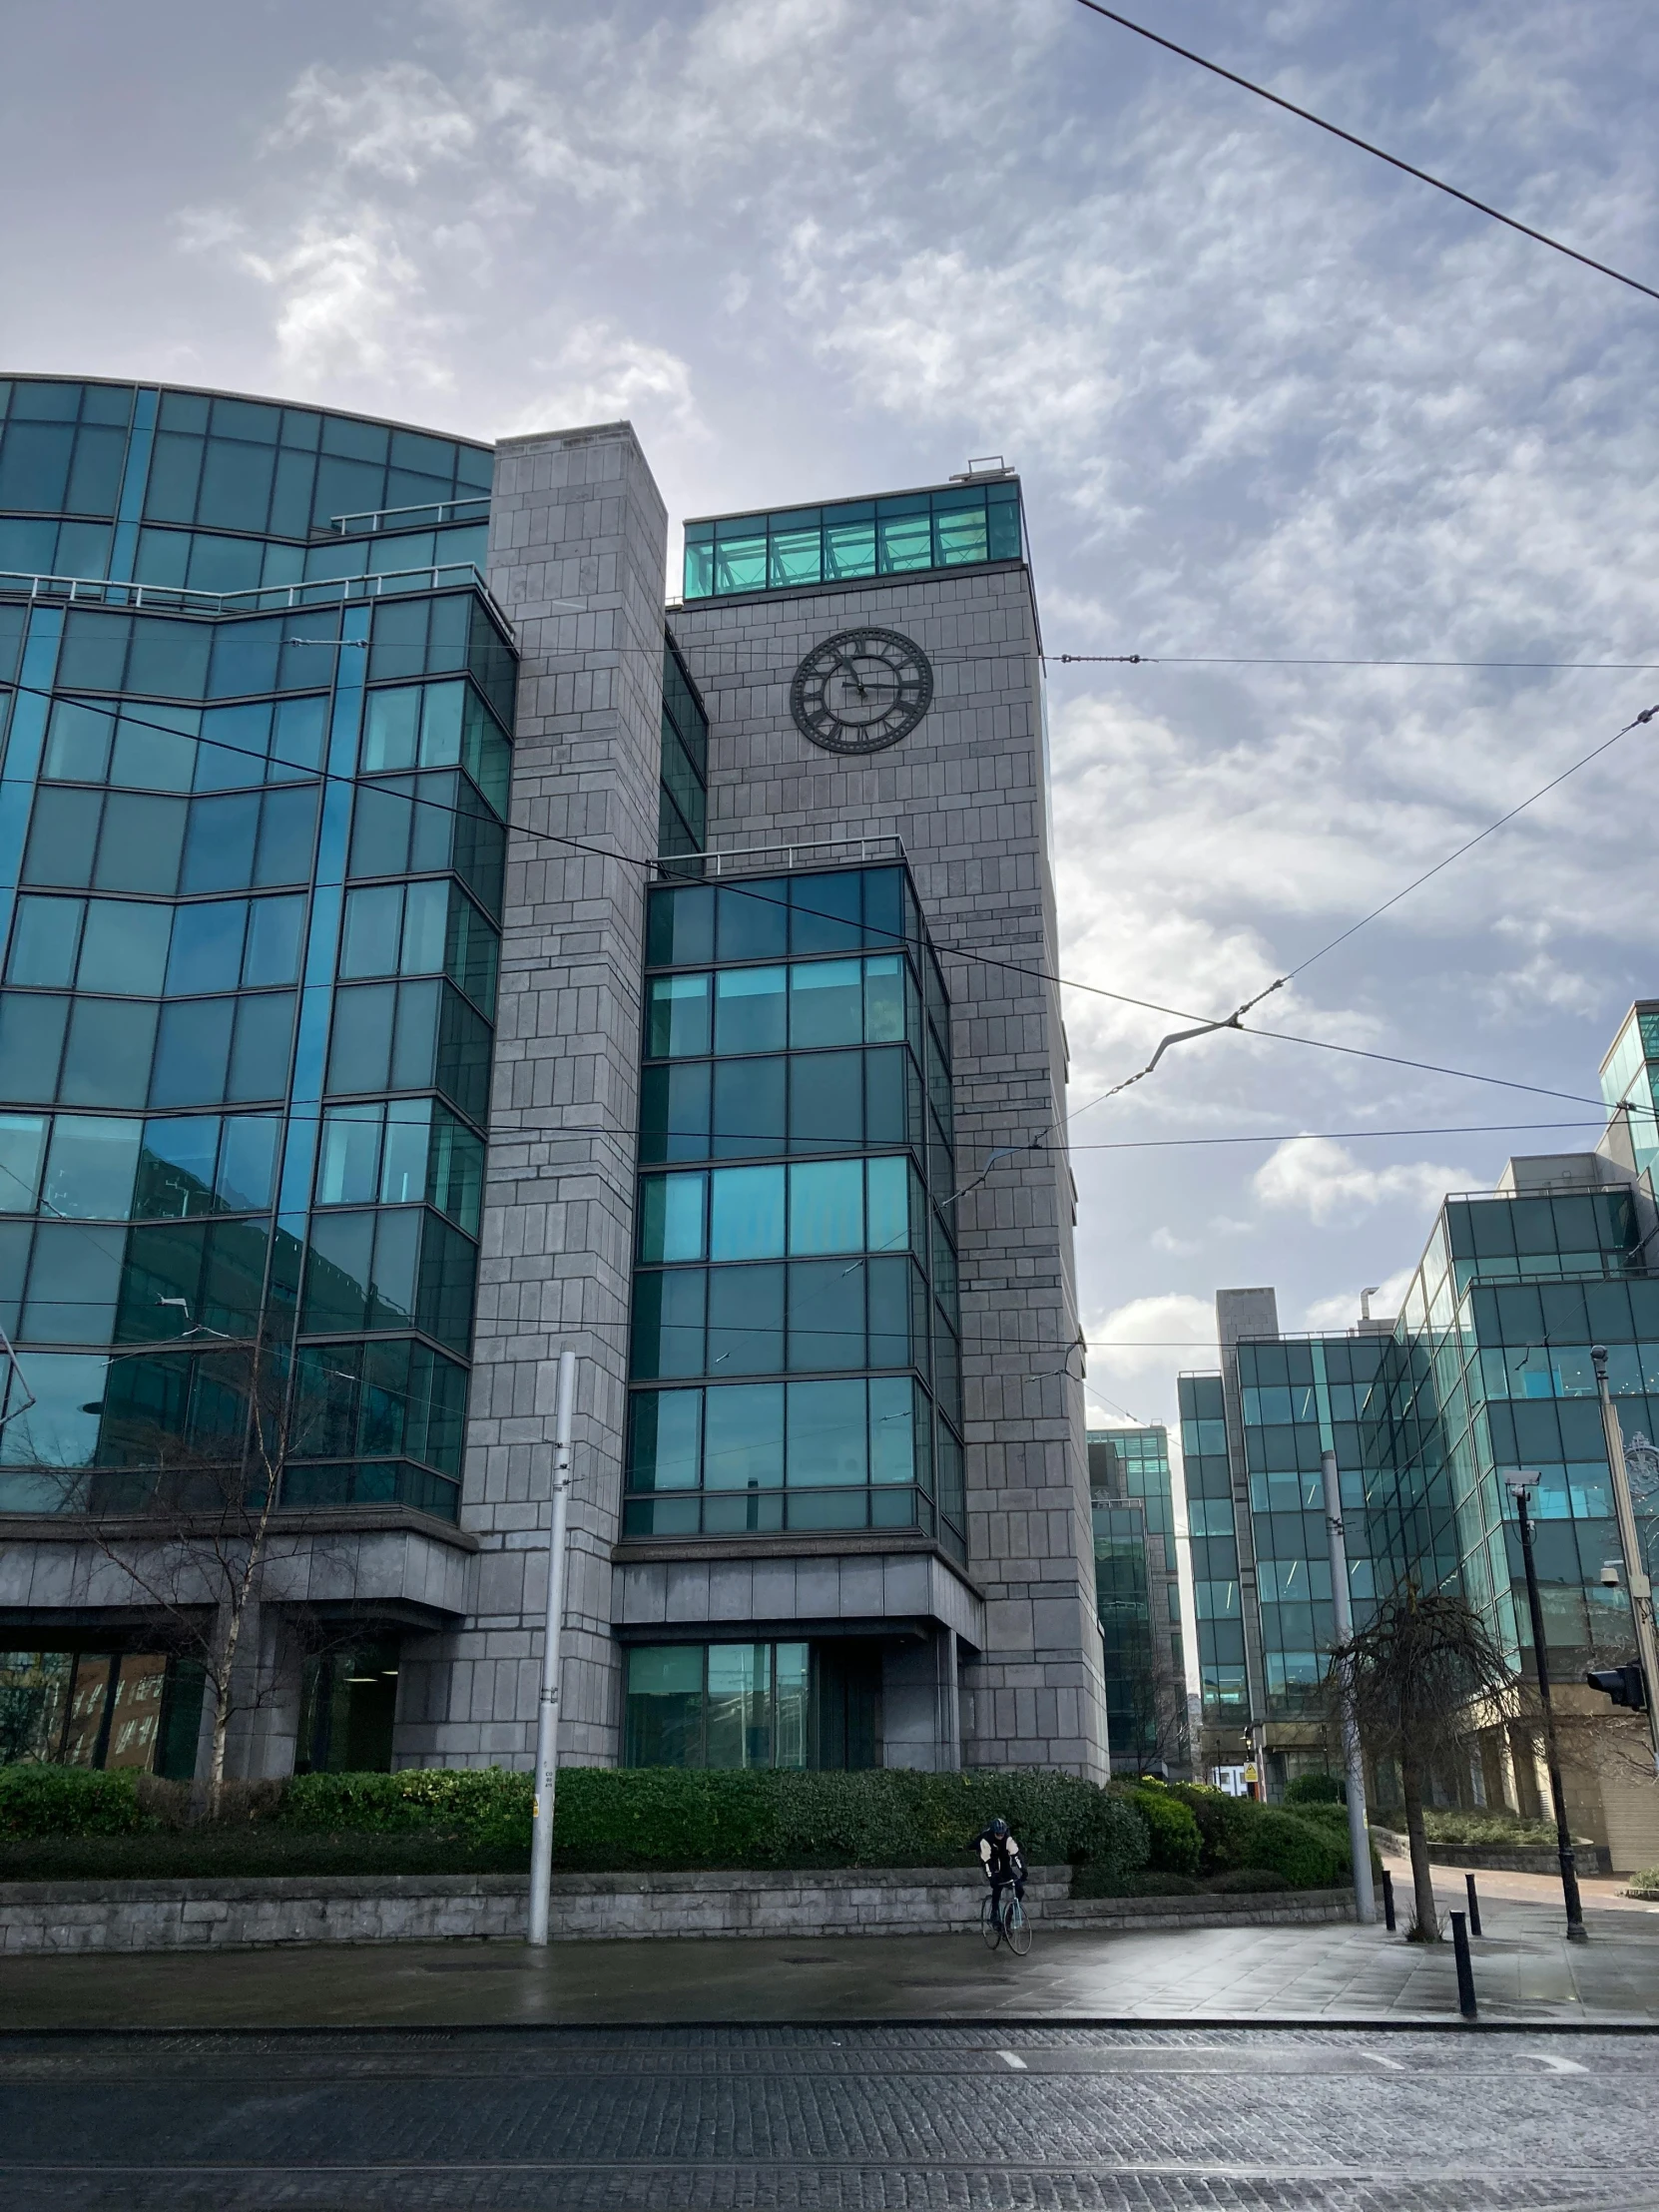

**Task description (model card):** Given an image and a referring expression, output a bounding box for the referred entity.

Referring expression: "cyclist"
[976,1815,1025,1926]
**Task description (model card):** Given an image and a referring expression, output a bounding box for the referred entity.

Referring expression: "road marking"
[997,2051,1028,2070]
[1524,2054,1587,2074]
[1360,2051,1405,2069]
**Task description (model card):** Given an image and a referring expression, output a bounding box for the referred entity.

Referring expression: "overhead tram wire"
[1054,655,1659,672]
[1070,0,1659,308]
[2,687,1652,1145]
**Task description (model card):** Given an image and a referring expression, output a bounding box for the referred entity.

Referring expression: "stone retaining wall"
[0,1868,1358,1955]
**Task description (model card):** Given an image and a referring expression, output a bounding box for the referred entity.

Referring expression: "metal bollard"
[1450,1910,1478,2020]
[1382,1869,1395,1932]
[1464,1872,1482,1938]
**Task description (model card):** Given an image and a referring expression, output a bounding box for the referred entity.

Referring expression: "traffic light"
[1585,1662,1647,1710]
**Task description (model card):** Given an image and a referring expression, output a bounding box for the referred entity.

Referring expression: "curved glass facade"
[0,379,514,1523]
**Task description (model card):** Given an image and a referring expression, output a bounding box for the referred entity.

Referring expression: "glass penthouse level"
[0,377,514,1538]
[682,477,1025,601]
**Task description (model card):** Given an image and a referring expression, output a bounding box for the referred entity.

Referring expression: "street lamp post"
[1503,1469,1587,1943]
[1590,1349,1659,1780]
[1321,1447,1375,1925]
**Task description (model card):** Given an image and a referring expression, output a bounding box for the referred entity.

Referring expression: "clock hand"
[826,649,868,699]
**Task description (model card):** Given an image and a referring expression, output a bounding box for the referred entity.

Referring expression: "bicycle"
[979,1885,1032,1955]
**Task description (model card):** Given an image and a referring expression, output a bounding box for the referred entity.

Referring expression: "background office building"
[0,377,1109,1783]
[1364,1124,1659,1872]
[1175,1013,1659,1867]
[1178,1292,1384,1797]
[1086,1424,1188,1775]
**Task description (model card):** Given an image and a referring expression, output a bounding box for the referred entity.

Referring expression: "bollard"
[1450,1910,1477,2020]
[1382,1869,1395,1932]
[1464,1872,1482,1938]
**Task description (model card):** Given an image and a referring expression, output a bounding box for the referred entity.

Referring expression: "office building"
[0,377,1109,1781]
[1086,1423,1188,1774]
[1365,1133,1659,1870]
[1178,1291,1384,1795]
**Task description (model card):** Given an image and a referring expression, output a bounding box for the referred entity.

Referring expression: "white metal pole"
[1591,1349,1659,1778]
[527,1348,576,1947]
[1322,1448,1376,1924]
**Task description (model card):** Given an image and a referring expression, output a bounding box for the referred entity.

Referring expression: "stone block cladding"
[670,562,1110,1778]
[0,1872,1355,1951]
[393,424,668,1768]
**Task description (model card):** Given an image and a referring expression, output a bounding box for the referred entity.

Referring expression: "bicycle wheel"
[1005,1897,1032,1955]
[979,1894,1002,1949]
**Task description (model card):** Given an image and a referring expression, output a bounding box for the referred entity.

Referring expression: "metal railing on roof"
[657,832,906,882]
[0,562,515,640]
[325,495,490,536]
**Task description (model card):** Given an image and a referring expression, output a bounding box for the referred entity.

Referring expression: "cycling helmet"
[988,1816,1010,1839]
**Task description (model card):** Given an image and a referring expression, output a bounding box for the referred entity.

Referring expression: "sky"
[5,0,1659,1456]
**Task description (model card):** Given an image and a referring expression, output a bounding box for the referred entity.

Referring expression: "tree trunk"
[1400,1754,1439,1940]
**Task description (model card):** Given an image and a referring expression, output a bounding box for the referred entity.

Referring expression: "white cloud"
[271,63,478,184]
[506,321,703,441]
[1086,1294,1218,1380]
[1253,1138,1478,1226]
[1299,1267,1415,1336]
[235,213,449,386]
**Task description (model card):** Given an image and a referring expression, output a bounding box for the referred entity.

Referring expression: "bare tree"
[46,1327,357,1814]
[1331,1586,1516,1939]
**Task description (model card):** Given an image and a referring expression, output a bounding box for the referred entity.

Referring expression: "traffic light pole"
[1506,1474,1587,1943]
[1591,1347,1659,1779]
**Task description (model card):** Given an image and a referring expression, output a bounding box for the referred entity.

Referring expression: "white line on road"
[1523,2054,1588,2074]
[997,2051,1028,2070]
[1360,2052,1405,2069]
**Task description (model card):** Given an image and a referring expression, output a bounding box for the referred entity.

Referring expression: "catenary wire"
[3,681,1652,1142]
[1070,0,1659,307]
[1053,654,1659,671]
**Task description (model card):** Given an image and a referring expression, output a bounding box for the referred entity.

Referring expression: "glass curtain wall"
[658,632,707,858]
[683,480,1024,601]
[623,1638,880,1769]
[1178,1373,1244,1726]
[628,862,966,1558]
[0,379,512,1525]
[1234,1336,1381,1718]
[1367,1187,1655,1677]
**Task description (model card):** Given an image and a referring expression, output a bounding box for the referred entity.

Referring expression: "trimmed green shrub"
[278,1768,531,1849]
[1419,1809,1565,1848]
[1073,1864,1199,1899]
[1113,1785,1202,1876]
[1626,1866,1659,1900]
[1284,1772,1345,1807]
[1208,1867,1293,1894]
[276,1765,1151,1881]
[0,1765,152,1840]
[1168,1784,1346,1888]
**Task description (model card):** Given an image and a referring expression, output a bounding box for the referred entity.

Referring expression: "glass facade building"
[1179,1298,1383,1794]
[0,377,511,1530]
[1087,1424,1188,1774]
[1366,1177,1651,1677]
[626,863,965,1556]
[1,393,1106,1790]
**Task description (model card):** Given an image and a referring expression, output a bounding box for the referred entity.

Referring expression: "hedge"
[1113,1785,1202,1876]
[1167,1784,1347,1889]
[0,1763,1151,1881]
[1284,1772,1345,1807]
[0,1766,152,1839]
[282,1766,1151,1878]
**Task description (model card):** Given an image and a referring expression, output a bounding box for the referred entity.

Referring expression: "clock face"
[790,627,933,756]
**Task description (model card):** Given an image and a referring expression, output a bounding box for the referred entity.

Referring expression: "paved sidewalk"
[3,1882,1656,2028]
